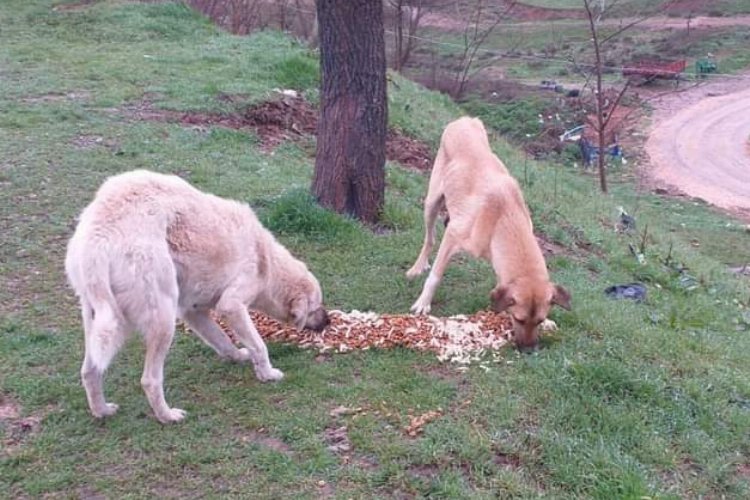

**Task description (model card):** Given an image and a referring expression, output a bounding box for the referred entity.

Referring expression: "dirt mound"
[127,95,433,170]
[386,131,433,170]
[242,96,318,150]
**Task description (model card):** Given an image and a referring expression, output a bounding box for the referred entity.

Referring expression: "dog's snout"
[308,307,330,332]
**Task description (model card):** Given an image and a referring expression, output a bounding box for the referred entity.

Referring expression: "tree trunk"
[313,0,387,224]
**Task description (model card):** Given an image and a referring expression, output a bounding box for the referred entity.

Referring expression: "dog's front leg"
[183,309,253,363]
[215,299,283,382]
[411,234,460,315]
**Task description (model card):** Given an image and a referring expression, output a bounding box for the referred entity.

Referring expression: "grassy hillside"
[1,1,749,498]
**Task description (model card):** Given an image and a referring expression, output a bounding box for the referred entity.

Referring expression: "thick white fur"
[65,170,326,423]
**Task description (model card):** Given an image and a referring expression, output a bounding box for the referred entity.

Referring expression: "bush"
[261,188,360,242]
[461,97,545,141]
[273,54,319,90]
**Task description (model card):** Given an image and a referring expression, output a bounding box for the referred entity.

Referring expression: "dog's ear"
[490,285,515,312]
[289,295,308,330]
[551,284,572,311]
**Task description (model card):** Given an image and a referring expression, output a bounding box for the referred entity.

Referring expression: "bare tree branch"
[451,0,515,99]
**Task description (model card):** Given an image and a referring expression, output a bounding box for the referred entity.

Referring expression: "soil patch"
[241,430,292,454]
[386,130,433,170]
[1,397,49,457]
[536,233,568,258]
[0,395,20,421]
[127,95,433,170]
[408,463,440,480]
[493,451,522,469]
[323,425,352,454]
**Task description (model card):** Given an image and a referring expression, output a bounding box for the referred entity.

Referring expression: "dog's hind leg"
[407,149,448,279]
[140,309,185,424]
[410,231,460,315]
[80,299,124,418]
[134,254,185,424]
[182,309,252,363]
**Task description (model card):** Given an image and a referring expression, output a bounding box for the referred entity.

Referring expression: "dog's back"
[66,171,190,299]
[65,171,198,369]
[434,118,531,254]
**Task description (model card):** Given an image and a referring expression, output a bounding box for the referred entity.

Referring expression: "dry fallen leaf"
[404,409,444,437]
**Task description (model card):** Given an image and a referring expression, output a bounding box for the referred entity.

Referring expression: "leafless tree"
[388,0,426,71]
[450,0,515,99]
[580,0,678,193]
[277,0,292,31]
[187,0,265,35]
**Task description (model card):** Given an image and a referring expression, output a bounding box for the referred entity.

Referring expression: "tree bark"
[313,0,387,224]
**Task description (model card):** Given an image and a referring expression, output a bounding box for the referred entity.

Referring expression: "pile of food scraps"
[216,309,515,365]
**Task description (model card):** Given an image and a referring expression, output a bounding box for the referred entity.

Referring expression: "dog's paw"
[157,408,187,424]
[406,261,430,280]
[92,402,119,418]
[234,347,253,363]
[256,367,284,383]
[410,300,431,316]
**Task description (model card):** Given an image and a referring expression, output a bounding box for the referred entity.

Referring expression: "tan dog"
[406,117,570,350]
[65,170,328,423]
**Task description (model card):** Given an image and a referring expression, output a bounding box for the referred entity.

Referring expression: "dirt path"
[421,13,750,31]
[645,73,750,216]
[630,15,750,29]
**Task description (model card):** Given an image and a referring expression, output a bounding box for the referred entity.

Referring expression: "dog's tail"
[68,242,126,372]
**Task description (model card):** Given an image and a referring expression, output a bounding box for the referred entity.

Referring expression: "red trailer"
[623,59,686,82]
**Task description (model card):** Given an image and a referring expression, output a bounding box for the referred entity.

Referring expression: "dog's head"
[490,279,571,352]
[286,272,329,332]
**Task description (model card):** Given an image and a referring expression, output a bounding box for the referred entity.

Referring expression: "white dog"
[65,170,328,423]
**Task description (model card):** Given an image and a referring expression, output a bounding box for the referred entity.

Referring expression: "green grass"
[2,1,750,498]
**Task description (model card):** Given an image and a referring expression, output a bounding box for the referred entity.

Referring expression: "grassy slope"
[1,1,749,498]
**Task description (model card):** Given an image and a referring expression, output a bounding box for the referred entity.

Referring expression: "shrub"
[461,97,545,141]
[261,188,360,242]
[272,54,319,90]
